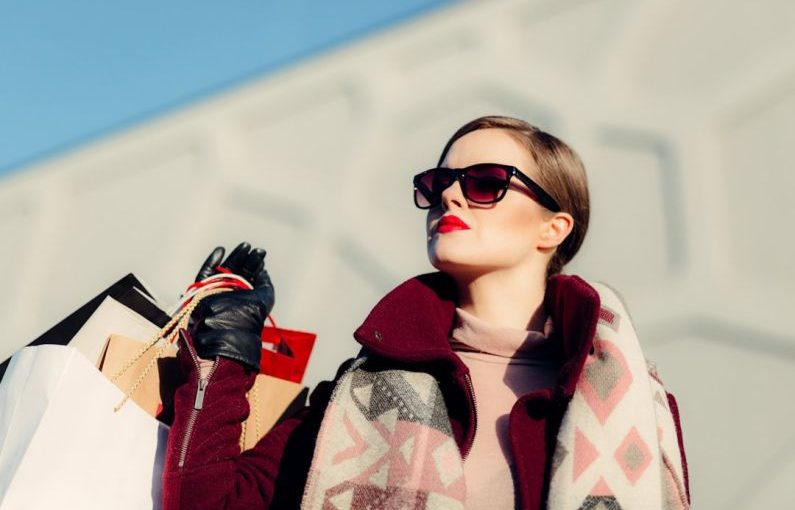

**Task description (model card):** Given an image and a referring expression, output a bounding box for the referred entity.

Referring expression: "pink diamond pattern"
[614,427,652,485]
[573,427,599,482]
[591,476,614,496]
[578,339,633,424]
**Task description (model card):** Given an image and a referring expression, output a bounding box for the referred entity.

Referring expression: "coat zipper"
[178,339,219,469]
[462,371,478,460]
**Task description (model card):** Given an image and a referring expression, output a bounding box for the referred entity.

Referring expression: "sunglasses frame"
[413,163,561,212]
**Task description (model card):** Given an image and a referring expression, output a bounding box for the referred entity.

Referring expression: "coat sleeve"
[161,330,350,510]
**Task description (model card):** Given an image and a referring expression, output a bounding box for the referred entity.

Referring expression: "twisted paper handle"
[239,380,262,451]
[111,270,253,412]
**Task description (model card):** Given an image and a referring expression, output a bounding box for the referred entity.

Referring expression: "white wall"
[1,0,793,507]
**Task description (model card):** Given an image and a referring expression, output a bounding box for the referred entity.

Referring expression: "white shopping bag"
[0,345,168,510]
[69,295,162,366]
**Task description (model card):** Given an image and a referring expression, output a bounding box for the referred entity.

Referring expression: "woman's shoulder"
[560,274,636,324]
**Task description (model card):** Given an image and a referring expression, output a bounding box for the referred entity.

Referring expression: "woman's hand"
[190,242,275,372]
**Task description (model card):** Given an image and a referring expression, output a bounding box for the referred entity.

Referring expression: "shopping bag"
[93,279,216,424]
[99,333,308,448]
[97,273,315,449]
[0,273,169,382]
[239,373,308,451]
[97,334,180,422]
[70,295,166,367]
[260,317,316,383]
[181,270,316,384]
[0,345,168,510]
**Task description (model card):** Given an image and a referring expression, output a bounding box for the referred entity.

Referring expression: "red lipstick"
[436,214,471,234]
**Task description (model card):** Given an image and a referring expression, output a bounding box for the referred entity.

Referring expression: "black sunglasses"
[413,163,561,212]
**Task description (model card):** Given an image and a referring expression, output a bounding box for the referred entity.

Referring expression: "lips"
[436,214,470,233]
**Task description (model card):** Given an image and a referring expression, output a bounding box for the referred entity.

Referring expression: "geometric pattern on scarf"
[547,282,690,510]
[301,357,467,510]
[302,279,689,509]
[577,496,623,510]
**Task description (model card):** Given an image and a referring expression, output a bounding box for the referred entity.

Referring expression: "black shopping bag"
[0,274,170,382]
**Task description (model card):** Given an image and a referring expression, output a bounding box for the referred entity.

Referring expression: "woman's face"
[426,128,560,279]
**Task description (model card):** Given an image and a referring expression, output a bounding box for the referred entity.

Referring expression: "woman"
[162,116,690,510]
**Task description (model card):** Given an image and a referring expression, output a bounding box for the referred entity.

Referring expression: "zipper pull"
[194,378,208,409]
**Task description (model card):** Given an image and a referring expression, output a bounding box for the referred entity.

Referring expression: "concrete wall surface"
[1,1,793,507]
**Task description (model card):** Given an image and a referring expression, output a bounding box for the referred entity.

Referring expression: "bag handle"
[239,379,261,451]
[111,269,255,412]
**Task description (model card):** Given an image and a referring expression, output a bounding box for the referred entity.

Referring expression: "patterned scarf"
[547,282,689,509]
[301,282,689,510]
[300,358,466,509]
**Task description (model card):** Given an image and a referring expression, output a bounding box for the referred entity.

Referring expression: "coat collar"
[353,271,601,398]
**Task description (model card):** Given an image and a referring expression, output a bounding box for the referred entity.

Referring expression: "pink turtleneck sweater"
[450,307,561,510]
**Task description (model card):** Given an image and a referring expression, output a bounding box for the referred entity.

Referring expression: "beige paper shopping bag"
[98,334,308,449]
[239,374,308,451]
[98,334,179,420]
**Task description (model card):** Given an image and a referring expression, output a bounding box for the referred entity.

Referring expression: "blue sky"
[0,1,456,177]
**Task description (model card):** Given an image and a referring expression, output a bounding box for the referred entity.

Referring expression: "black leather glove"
[190,242,275,372]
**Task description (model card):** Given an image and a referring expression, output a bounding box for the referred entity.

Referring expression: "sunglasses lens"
[463,165,509,203]
[414,187,432,208]
[415,169,455,208]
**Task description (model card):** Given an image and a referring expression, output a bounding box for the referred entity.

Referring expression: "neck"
[453,263,548,332]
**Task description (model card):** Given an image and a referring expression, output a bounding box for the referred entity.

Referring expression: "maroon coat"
[162,272,689,509]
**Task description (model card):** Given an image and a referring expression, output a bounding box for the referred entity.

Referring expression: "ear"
[538,212,574,249]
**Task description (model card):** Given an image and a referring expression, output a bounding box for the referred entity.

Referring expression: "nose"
[439,179,467,211]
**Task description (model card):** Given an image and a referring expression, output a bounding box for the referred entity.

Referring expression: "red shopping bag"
[184,269,316,384]
[259,316,316,384]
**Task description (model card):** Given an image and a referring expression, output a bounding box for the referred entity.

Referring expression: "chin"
[428,242,533,278]
[428,250,491,278]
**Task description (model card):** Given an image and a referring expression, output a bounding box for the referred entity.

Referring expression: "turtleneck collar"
[354,270,601,398]
[450,307,561,361]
